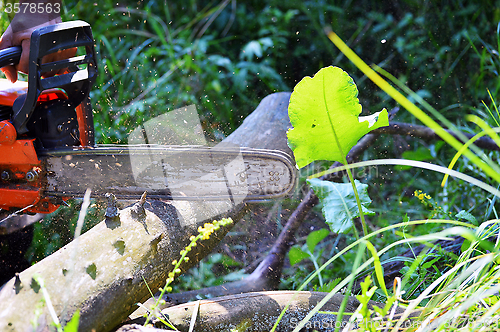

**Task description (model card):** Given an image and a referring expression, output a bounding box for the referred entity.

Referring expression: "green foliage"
[353,275,395,332]
[287,66,388,168]
[307,179,375,234]
[1,3,500,329]
[396,146,434,170]
[455,210,478,226]
[314,278,341,293]
[287,65,387,239]
[174,253,245,292]
[282,231,358,292]
[1,1,499,135]
[60,1,292,143]
[0,10,9,33]
[399,251,449,304]
[306,228,330,254]
[288,246,309,267]
[277,4,500,326]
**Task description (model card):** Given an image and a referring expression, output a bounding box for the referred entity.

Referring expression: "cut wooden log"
[0,93,295,332]
[224,92,293,156]
[123,291,410,332]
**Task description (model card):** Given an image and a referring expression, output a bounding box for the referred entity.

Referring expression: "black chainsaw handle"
[10,21,97,135]
[0,46,22,69]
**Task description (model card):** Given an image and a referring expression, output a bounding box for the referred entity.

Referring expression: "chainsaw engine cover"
[26,100,80,149]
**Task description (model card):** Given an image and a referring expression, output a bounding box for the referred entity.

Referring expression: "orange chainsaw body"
[0,21,97,214]
[0,82,87,213]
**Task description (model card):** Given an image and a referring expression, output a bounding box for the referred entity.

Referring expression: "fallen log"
[123,291,409,332]
[0,93,294,331]
[0,197,247,331]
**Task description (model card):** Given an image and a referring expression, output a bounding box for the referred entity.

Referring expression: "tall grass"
[270,28,500,331]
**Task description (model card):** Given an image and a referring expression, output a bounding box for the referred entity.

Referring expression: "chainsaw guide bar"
[0,20,298,217]
[41,145,297,202]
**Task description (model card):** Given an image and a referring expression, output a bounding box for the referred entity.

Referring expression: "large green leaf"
[287,66,389,168]
[307,178,375,233]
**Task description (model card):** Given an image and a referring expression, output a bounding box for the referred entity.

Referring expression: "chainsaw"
[0,21,296,220]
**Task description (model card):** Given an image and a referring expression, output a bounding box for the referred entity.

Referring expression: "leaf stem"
[322,75,369,238]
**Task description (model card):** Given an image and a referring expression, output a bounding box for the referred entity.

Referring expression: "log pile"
[0,91,485,331]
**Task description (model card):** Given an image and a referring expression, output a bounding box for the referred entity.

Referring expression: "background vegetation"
[2,0,500,316]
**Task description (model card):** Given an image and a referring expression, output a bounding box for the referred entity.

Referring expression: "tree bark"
[0,198,248,331]
[224,92,294,156]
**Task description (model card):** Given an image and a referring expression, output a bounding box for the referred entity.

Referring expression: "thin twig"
[374,121,500,151]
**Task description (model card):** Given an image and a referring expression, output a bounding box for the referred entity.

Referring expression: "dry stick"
[375,122,500,151]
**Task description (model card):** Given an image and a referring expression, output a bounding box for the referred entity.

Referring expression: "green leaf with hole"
[287,66,388,168]
[307,178,375,233]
